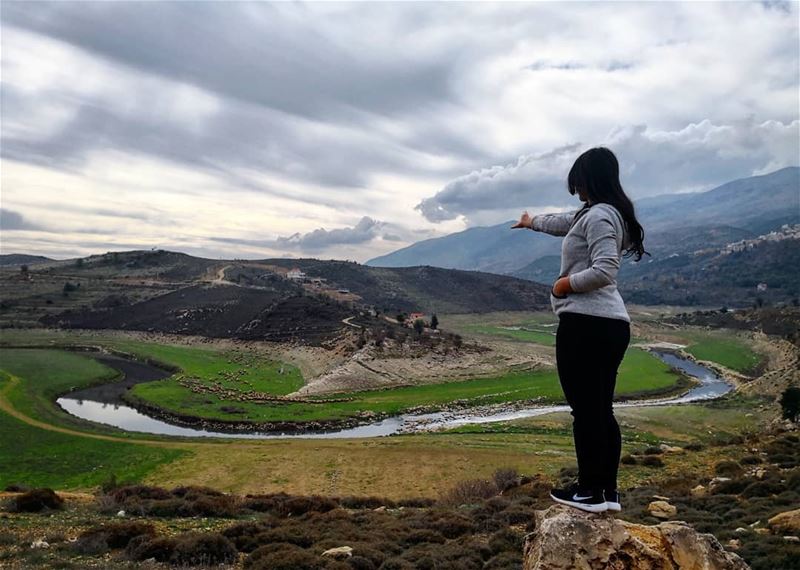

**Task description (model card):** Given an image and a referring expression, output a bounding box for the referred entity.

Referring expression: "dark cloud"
[0,2,454,121]
[0,208,41,230]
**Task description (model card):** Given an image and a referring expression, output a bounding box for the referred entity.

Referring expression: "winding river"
[56,350,733,440]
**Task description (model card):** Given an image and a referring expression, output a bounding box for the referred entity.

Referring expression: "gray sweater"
[532,202,631,323]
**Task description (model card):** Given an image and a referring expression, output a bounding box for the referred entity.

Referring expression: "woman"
[511,146,648,513]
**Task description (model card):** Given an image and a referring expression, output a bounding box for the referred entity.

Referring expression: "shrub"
[621,454,638,465]
[75,521,156,553]
[3,484,28,493]
[779,386,800,421]
[643,446,664,455]
[254,527,315,548]
[402,529,446,545]
[339,496,396,509]
[184,495,240,517]
[439,479,498,506]
[492,468,520,492]
[740,455,763,465]
[110,485,171,503]
[14,488,63,512]
[714,460,744,477]
[171,485,224,499]
[245,543,322,570]
[170,532,237,566]
[640,456,664,468]
[126,535,178,562]
[487,528,524,554]
[684,442,704,451]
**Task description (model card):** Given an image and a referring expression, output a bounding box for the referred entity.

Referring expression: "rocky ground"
[1,423,798,569]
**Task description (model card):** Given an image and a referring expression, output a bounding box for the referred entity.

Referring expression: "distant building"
[287,268,306,280]
[409,312,426,321]
[757,282,768,291]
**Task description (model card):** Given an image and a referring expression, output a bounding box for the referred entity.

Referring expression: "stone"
[321,546,353,559]
[727,538,741,550]
[523,505,749,570]
[709,477,731,491]
[30,540,49,549]
[690,485,707,497]
[768,508,800,534]
[648,500,677,519]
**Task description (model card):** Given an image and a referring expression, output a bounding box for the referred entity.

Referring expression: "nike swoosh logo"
[573,494,593,501]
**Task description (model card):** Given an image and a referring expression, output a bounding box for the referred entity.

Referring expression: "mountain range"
[367,167,799,272]
[367,167,800,307]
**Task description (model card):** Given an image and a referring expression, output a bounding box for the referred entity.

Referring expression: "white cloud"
[0,1,797,260]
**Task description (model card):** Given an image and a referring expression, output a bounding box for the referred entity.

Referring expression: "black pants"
[555,311,630,492]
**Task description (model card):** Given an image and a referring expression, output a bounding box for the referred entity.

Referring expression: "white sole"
[550,493,609,513]
[606,502,621,512]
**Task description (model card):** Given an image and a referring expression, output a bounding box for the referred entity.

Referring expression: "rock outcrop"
[768,508,800,535]
[523,505,750,570]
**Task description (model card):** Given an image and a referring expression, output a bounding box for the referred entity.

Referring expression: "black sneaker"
[604,489,621,512]
[549,483,608,513]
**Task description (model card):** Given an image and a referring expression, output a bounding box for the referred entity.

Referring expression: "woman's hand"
[511,210,533,229]
[551,275,573,298]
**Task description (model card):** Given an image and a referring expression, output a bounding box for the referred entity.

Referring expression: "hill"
[1,249,550,342]
[252,258,550,314]
[0,253,54,267]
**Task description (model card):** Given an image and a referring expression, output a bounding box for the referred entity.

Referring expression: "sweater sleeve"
[568,208,622,293]
[531,210,579,236]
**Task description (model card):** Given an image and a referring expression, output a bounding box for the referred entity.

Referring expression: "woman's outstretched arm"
[530,210,580,236]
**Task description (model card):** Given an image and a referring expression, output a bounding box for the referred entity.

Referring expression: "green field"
[128,346,682,422]
[679,331,765,375]
[0,350,187,489]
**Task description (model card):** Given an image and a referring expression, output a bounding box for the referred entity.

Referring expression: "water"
[56,349,734,440]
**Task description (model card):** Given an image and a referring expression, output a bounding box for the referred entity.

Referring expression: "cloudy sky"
[1,1,798,262]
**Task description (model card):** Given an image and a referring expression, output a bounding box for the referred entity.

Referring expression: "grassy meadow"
[0,315,769,497]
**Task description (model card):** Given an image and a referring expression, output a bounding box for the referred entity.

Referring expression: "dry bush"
[438,478,498,506]
[492,468,520,492]
[75,521,156,554]
[170,532,238,566]
[13,488,63,512]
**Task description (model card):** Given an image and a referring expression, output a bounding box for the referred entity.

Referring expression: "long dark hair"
[567,147,649,261]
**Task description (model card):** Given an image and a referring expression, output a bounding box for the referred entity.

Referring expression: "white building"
[287,268,306,281]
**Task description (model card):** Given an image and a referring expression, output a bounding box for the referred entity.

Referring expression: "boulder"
[648,500,677,519]
[767,508,800,535]
[690,485,707,497]
[523,505,750,570]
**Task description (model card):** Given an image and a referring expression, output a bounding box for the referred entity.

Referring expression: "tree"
[62,282,78,296]
[779,386,800,422]
[430,314,439,330]
[396,313,406,324]
[413,319,425,336]
[20,264,28,276]
[75,258,84,268]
